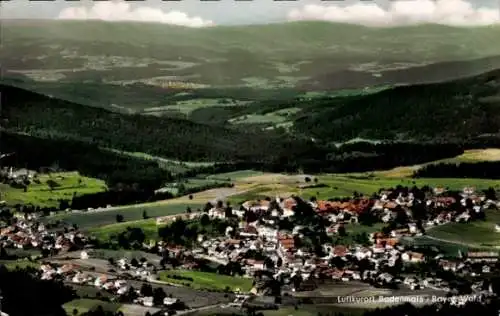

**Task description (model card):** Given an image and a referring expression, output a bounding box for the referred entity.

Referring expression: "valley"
[2,19,500,316]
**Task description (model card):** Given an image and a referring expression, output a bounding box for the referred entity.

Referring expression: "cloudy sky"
[1,0,499,27]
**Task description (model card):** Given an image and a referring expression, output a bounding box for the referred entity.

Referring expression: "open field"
[48,201,203,229]
[158,270,253,292]
[142,98,251,116]
[347,223,385,235]
[426,210,500,248]
[226,171,500,202]
[36,164,500,237]
[0,259,40,270]
[62,299,121,316]
[1,171,106,208]
[373,149,500,178]
[400,236,473,257]
[445,149,500,162]
[88,219,159,242]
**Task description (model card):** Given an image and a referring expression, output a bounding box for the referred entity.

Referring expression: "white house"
[402,252,425,263]
[163,297,179,306]
[80,251,89,260]
[208,208,226,219]
[117,286,129,295]
[258,226,278,240]
[495,224,500,233]
[142,297,154,307]
[408,223,417,234]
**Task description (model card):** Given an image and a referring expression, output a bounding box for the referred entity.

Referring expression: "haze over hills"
[2,20,500,108]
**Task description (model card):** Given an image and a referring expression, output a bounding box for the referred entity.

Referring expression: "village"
[2,183,500,315]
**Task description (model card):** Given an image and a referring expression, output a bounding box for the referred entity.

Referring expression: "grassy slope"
[374,148,500,177]
[427,210,500,248]
[49,201,204,229]
[62,299,121,316]
[158,270,253,292]
[1,171,106,207]
[227,173,500,203]
[0,260,40,271]
[81,156,500,238]
[88,218,159,241]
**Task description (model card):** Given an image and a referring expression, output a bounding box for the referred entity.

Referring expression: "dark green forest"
[0,84,317,163]
[414,161,500,179]
[2,68,500,195]
[186,68,500,143]
[292,69,500,141]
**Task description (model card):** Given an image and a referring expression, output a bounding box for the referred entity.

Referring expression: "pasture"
[158,270,253,292]
[1,171,106,208]
[225,171,500,203]
[48,201,203,229]
[0,259,40,270]
[88,219,159,242]
[426,211,500,248]
[62,299,121,316]
[373,148,500,178]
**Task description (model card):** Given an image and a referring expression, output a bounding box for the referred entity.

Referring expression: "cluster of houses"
[40,262,130,294]
[3,183,500,312]
[161,186,500,295]
[0,214,86,254]
[39,260,185,310]
[0,167,37,182]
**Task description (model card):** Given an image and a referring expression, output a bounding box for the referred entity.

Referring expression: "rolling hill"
[2,68,500,156]
[184,68,500,142]
[2,20,500,112]
[0,84,318,164]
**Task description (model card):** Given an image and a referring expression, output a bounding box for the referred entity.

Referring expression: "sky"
[1,0,499,27]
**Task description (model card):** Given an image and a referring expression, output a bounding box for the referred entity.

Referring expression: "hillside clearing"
[1,171,106,208]
[367,149,500,178]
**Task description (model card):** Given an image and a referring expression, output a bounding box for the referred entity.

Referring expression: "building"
[401,252,425,263]
[278,234,294,252]
[495,224,500,233]
[467,251,499,263]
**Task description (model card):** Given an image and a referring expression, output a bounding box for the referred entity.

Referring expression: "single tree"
[116,214,124,223]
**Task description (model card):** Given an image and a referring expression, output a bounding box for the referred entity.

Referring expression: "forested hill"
[293,68,500,142]
[0,84,318,163]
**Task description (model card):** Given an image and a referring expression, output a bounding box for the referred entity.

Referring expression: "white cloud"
[287,0,500,26]
[58,0,214,27]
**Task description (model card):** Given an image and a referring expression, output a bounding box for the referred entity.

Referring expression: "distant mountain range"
[300,55,500,90]
[2,20,500,164]
[2,20,500,95]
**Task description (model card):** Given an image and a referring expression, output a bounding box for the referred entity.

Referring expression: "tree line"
[414,161,500,179]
